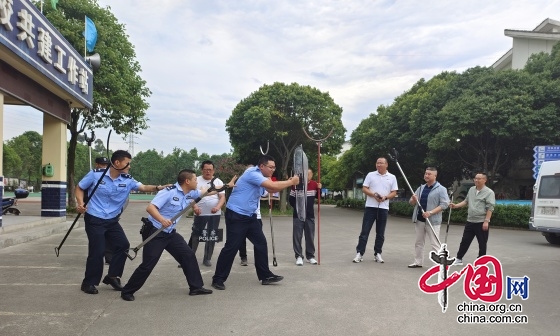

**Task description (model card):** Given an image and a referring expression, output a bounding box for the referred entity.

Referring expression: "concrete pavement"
[0,201,558,335]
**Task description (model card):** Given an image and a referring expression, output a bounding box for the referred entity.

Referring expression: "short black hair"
[111,150,132,164]
[258,155,275,166]
[200,160,214,169]
[178,169,196,184]
[475,172,488,179]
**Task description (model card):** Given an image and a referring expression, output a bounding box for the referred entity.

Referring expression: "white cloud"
[3,0,560,157]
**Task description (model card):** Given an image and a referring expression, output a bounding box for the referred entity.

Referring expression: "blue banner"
[84,16,97,52]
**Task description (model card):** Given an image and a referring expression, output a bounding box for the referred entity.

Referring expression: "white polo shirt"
[363,170,398,209]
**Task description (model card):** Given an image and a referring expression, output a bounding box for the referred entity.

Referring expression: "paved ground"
[0,200,558,336]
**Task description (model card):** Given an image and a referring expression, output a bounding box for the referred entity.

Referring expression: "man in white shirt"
[353,157,398,264]
[188,160,226,267]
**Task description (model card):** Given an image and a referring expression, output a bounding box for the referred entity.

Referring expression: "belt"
[151,225,176,235]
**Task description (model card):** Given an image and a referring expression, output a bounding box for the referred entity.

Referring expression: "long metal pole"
[302,127,334,265]
[260,141,277,266]
[55,130,115,256]
[388,148,442,249]
[316,141,322,265]
[444,195,454,244]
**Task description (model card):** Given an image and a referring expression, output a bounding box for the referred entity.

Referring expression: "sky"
[4,0,560,156]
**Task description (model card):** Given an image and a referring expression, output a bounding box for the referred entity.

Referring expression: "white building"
[493,18,560,70]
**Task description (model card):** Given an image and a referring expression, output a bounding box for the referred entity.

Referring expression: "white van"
[529,160,560,245]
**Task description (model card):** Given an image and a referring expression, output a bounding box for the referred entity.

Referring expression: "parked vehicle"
[2,188,29,215]
[529,160,560,245]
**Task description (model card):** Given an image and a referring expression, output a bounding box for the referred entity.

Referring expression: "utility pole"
[128,133,135,156]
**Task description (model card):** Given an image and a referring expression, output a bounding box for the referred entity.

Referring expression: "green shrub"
[336,198,365,208]
[490,205,530,229]
[317,199,338,205]
[341,199,530,229]
[388,201,414,217]
[388,201,529,229]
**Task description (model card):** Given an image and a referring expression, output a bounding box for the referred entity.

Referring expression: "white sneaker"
[307,258,318,265]
[353,252,363,263]
[452,258,463,266]
[375,253,384,263]
[295,257,303,266]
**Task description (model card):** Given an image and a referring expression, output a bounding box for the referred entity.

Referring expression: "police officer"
[212,155,299,290]
[94,156,109,169]
[121,169,236,301]
[76,150,164,295]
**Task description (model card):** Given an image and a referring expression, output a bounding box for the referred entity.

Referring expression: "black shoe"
[262,275,284,285]
[81,283,98,294]
[240,258,248,266]
[211,281,225,290]
[121,293,135,301]
[189,287,213,296]
[102,275,123,291]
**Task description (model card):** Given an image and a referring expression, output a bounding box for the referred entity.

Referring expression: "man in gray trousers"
[408,167,449,268]
[289,169,321,266]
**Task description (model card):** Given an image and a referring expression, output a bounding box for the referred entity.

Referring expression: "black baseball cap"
[95,157,109,164]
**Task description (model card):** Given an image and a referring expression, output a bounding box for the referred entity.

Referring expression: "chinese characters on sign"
[0,0,93,107]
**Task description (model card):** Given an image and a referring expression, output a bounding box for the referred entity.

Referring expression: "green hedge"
[337,200,530,229]
[336,198,365,209]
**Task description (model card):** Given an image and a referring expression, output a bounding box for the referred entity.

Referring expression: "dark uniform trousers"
[238,219,262,260]
[213,209,274,283]
[83,213,130,286]
[456,221,489,259]
[122,226,204,295]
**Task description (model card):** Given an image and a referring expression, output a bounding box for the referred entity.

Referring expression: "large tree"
[430,68,560,184]
[226,82,346,209]
[344,72,460,192]
[162,148,199,180]
[2,144,23,179]
[127,149,167,185]
[5,131,43,187]
[40,0,150,206]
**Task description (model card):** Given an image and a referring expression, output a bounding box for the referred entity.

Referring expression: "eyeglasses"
[264,165,276,170]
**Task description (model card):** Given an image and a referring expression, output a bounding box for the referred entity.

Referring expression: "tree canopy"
[226,82,346,174]
[40,0,151,206]
[342,61,560,197]
[226,82,346,209]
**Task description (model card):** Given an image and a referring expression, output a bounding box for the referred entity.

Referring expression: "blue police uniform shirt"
[149,183,201,233]
[226,166,268,216]
[78,168,142,219]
